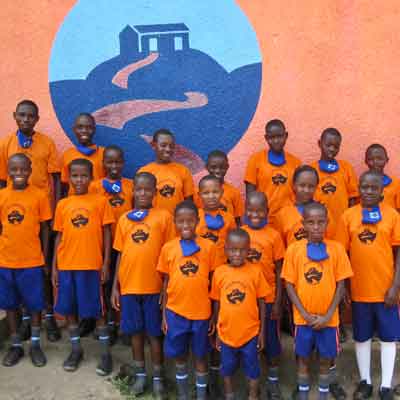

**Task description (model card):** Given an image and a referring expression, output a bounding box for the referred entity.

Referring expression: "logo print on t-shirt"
[304,265,323,285]
[71,208,90,228]
[321,182,337,194]
[358,229,377,244]
[131,223,150,244]
[201,231,219,243]
[158,179,176,198]
[294,227,307,241]
[7,204,26,225]
[180,261,199,276]
[247,247,262,262]
[109,195,125,207]
[271,173,287,186]
[227,288,246,304]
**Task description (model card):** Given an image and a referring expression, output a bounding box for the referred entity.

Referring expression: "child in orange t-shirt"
[282,202,352,400]
[157,200,216,400]
[111,172,175,397]
[138,129,194,214]
[365,143,400,211]
[52,158,114,376]
[194,150,243,225]
[244,119,301,226]
[210,228,271,400]
[196,175,236,266]
[311,128,358,221]
[336,170,400,399]
[0,154,52,368]
[242,191,285,398]
[61,113,105,195]
[275,165,336,247]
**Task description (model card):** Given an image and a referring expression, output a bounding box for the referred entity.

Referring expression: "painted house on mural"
[119,23,190,58]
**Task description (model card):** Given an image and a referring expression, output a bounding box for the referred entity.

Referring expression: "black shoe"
[379,388,394,400]
[353,381,373,400]
[18,322,31,341]
[208,371,222,399]
[267,381,283,399]
[79,318,96,337]
[2,346,24,367]
[29,346,47,367]
[330,382,347,400]
[45,317,61,342]
[96,353,113,376]
[63,350,83,372]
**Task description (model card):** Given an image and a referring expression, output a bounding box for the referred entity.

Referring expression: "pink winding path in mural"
[93,91,208,129]
[111,52,159,89]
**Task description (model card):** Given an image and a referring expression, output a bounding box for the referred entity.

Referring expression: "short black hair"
[227,228,250,244]
[152,128,175,143]
[134,171,157,188]
[246,191,268,208]
[293,165,319,185]
[16,99,39,116]
[265,119,286,133]
[74,112,96,125]
[321,127,342,141]
[303,201,327,218]
[174,200,199,218]
[365,143,388,159]
[198,174,222,190]
[359,170,383,185]
[68,158,93,176]
[207,150,228,164]
[8,153,32,168]
[104,145,124,160]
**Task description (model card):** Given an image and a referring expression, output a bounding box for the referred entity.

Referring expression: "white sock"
[355,340,372,384]
[381,341,396,389]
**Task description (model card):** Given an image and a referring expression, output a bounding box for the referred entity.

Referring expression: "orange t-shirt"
[53,193,115,270]
[275,204,336,247]
[113,208,175,295]
[242,224,285,303]
[335,203,400,302]
[196,209,237,266]
[0,131,60,195]
[0,185,52,268]
[210,262,271,347]
[312,160,358,222]
[382,177,400,210]
[138,161,194,214]
[157,237,216,320]
[244,149,301,224]
[61,146,105,184]
[89,178,133,234]
[282,240,353,327]
[194,181,244,219]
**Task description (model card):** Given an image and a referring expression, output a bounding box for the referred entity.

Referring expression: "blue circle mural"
[49,0,262,176]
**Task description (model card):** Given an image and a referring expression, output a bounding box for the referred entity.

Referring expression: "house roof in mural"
[132,23,189,34]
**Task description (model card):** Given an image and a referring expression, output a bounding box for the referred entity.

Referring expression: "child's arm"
[384,246,400,306]
[286,282,316,325]
[61,182,69,199]
[311,280,345,330]
[257,298,266,352]
[271,259,283,319]
[160,273,169,334]
[212,300,221,351]
[52,172,61,206]
[111,252,122,311]
[101,224,112,284]
[245,182,256,196]
[51,232,62,288]
[40,221,50,274]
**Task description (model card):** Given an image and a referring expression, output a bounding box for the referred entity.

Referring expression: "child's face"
[294,172,318,204]
[175,208,199,240]
[302,208,328,243]
[13,104,39,135]
[365,148,388,173]
[206,156,228,181]
[73,115,95,146]
[103,149,124,180]
[265,126,288,153]
[359,174,383,208]
[8,158,31,189]
[245,197,268,227]
[225,235,249,267]
[152,134,175,163]
[319,133,341,160]
[134,177,155,209]
[199,180,223,211]
[69,164,92,195]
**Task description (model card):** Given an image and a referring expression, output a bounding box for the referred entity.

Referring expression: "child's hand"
[43,264,50,276]
[384,285,400,307]
[158,292,164,307]
[271,299,282,320]
[215,335,221,352]
[310,314,329,330]
[101,264,109,284]
[303,311,317,325]
[111,287,120,311]
[51,267,58,288]
[257,333,265,352]
[162,314,168,334]
[208,319,216,336]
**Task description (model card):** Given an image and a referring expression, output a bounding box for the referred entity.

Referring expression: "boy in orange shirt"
[52,158,114,375]
[311,128,358,221]
[282,202,352,400]
[111,172,175,398]
[244,119,301,226]
[61,113,105,195]
[196,175,236,266]
[242,191,285,399]
[0,154,52,367]
[365,143,400,211]
[210,228,271,400]
[194,150,244,225]
[157,200,216,400]
[138,129,194,214]
[336,171,400,400]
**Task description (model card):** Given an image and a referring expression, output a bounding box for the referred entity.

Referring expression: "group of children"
[0,99,399,400]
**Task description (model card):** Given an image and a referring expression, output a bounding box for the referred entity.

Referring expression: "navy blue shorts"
[220,336,260,380]
[295,325,338,359]
[164,309,210,359]
[352,302,400,342]
[0,267,45,312]
[120,294,162,337]
[265,302,281,359]
[55,270,102,319]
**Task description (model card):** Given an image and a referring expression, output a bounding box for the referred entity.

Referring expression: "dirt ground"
[0,328,399,400]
